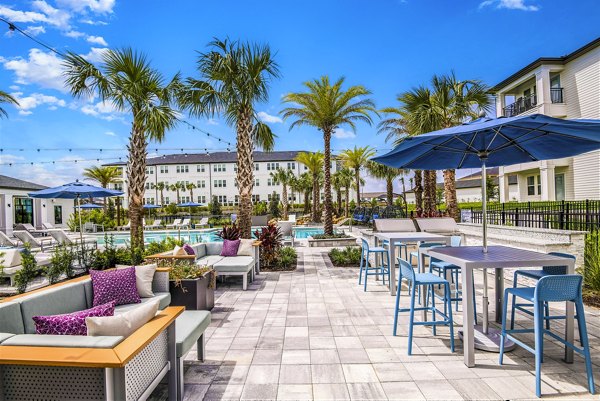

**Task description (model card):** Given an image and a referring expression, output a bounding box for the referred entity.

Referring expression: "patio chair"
[500,275,595,397]
[375,218,416,261]
[359,238,390,291]
[393,258,455,355]
[0,231,18,247]
[166,219,182,229]
[12,230,54,251]
[42,222,55,230]
[277,221,294,246]
[288,214,297,224]
[196,217,209,228]
[179,218,191,229]
[83,222,95,233]
[118,221,131,231]
[47,229,97,247]
[146,219,162,230]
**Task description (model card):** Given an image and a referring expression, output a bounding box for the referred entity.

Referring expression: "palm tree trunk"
[443,169,459,220]
[323,130,333,235]
[344,187,350,217]
[336,189,342,216]
[312,174,320,223]
[127,123,147,252]
[282,184,289,220]
[355,168,361,206]
[304,190,311,214]
[430,170,438,215]
[414,170,423,216]
[160,190,164,206]
[236,110,254,238]
[386,177,393,206]
[423,170,433,217]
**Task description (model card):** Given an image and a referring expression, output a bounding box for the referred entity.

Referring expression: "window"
[304,165,308,171]
[14,197,34,225]
[287,162,295,170]
[54,205,62,224]
[252,194,261,202]
[197,195,206,203]
[197,165,205,173]
[537,174,541,195]
[160,166,169,174]
[145,182,151,190]
[268,193,280,201]
[197,180,206,188]
[234,195,239,205]
[267,162,280,171]
[144,197,155,205]
[113,182,123,191]
[217,195,227,203]
[254,163,259,171]
[527,176,536,196]
[268,178,278,186]
[176,165,189,173]
[165,197,170,204]
[254,178,259,187]
[234,179,238,188]
[145,166,154,174]
[550,74,561,88]
[213,164,226,172]
[214,179,226,188]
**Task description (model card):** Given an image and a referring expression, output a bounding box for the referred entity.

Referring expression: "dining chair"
[358,238,390,291]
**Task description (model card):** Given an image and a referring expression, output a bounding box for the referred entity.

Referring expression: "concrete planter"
[169,271,214,310]
[307,236,358,247]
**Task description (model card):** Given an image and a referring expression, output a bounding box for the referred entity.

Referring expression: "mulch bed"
[583,289,600,309]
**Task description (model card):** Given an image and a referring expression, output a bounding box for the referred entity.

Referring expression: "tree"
[269,192,281,218]
[155,182,166,206]
[292,172,313,215]
[209,195,222,216]
[0,90,19,119]
[332,171,343,216]
[83,165,122,210]
[64,48,180,251]
[295,152,324,222]
[339,146,375,208]
[179,38,280,238]
[186,182,197,202]
[378,72,491,219]
[170,182,184,204]
[366,161,406,206]
[270,168,294,220]
[281,76,377,235]
[336,167,354,217]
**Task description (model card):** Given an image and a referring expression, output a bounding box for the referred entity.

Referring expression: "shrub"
[312,233,349,240]
[209,196,222,216]
[46,244,75,284]
[253,201,268,216]
[275,246,297,269]
[14,245,38,293]
[217,224,241,240]
[329,246,362,267]
[269,192,281,218]
[583,231,600,292]
[253,223,282,267]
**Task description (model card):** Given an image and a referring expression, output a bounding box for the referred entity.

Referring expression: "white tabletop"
[423,245,575,269]
[373,231,448,242]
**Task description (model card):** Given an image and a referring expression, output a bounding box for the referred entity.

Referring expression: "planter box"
[169,273,214,311]
[307,236,358,247]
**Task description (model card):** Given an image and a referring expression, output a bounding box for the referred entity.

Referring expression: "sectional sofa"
[0,268,182,401]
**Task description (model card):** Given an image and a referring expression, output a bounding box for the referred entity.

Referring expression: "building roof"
[404,175,517,193]
[459,167,499,180]
[491,36,600,92]
[104,150,309,167]
[0,174,47,191]
[360,192,401,199]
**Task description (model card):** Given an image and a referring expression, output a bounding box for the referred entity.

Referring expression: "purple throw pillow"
[90,267,141,307]
[183,244,195,255]
[33,301,115,336]
[221,239,241,256]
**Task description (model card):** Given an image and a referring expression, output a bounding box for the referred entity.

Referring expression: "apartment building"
[106,150,350,208]
[491,37,600,202]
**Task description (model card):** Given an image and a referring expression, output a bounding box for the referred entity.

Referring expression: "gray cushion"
[83,279,93,309]
[176,310,211,357]
[0,333,15,343]
[196,255,224,267]
[19,281,89,334]
[191,243,207,258]
[213,256,254,272]
[0,302,25,334]
[113,293,171,314]
[2,334,124,348]
[205,242,223,256]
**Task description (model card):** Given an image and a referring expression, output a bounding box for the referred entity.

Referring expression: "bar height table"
[373,231,451,296]
[422,245,575,368]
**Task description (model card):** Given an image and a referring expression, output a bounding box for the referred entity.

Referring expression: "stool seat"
[505,287,535,303]
[514,269,550,280]
[369,246,388,252]
[431,261,458,270]
[415,272,448,285]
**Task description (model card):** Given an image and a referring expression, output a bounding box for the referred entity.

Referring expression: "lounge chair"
[12,230,55,251]
[47,229,97,247]
[196,217,209,228]
[0,231,18,247]
[14,223,45,235]
[334,217,351,231]
[145,219,162,230]
[166,219,182,229]
[118,221,131,231]
[42,222,55,230]
[288,214,297,224]
[179,218,191,229]
[277,221,294,246]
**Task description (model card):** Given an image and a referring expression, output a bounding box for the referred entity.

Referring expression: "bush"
[46,244,75,284]
[269,192,281,218]
[253,223,282,267]
[253,201,268,216]
[312,233,349,240]
[329,246,362,267]
[14,245,38,293]
[217,224,241,240]
[583,231,600,292]
[275,246,297,269]
[209,196,222,216]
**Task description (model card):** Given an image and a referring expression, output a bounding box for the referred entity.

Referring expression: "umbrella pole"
[77,196,84,244]
[481,161,489,334]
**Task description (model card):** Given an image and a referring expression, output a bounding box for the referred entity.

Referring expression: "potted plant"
[168,262,215,310]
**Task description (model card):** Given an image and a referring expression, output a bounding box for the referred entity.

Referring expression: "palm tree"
[0,90,19,119]
[332,171,343,216]
[378,72,491,219]
[179,38,280,238]
[281,76,377,235]
[170,183,183,204]
[366,161,406,206]
[335,167,354,217]
[270,168,294,220]
[295,152,324,222]
[64,48,179,251]
[186,182,197,202]
[155,182,166,206]
[292,172,313,215]
[83,166,122,210]
[338,146,376,208]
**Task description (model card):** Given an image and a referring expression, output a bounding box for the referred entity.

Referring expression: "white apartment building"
[106,150,351,208]
[492,36,600,202]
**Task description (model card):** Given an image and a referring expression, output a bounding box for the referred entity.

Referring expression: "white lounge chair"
[166,219,182,229]
[179,218,191,229]
[13,230,55,250]
[145,219,162,230]
[196,217,209,228]
[118,221,131,231]
[277,221,294,246]
[47,229,97,247]
[288,214,297,224]
[15,223,46,235]
[42,222,55,230]
[0,231,18,247]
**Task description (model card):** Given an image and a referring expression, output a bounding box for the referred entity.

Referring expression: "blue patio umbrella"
[29,181,123,244]
[373,113,600,347]
[177,202,205,208]
[79,203,103,209]
[143,204,162,209]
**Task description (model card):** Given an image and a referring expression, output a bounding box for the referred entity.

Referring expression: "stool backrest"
[360,238,370,253]
[398,258,415,282]
[451,236,461,247]
[543,252,575,275]
[535,274,582,303]
[418,242,445,250]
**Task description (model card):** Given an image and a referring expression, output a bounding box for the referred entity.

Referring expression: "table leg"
[462,266,475,367]
[419,246,427,320]
[494,268,504,324]
[389,240,396,296]
[565,261,575,363]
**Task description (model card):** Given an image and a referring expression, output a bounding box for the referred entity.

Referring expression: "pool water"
[293,227,326,239]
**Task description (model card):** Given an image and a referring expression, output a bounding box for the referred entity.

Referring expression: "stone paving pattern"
[150,245,600,400]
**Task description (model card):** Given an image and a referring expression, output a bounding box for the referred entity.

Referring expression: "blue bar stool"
[511,252,575,330]
[409,242,446,270]
[382,239,409,261]
[500,275,595,398]
[393,258,455,355]
[358,238,390,291]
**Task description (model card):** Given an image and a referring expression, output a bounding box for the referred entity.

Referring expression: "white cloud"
[31,0,72,29]
[333,127,356,139]
[80,19,108,25]
[81,100,123,121]
[479,0,539,11]
[257,111,283,124]
[64,29,85,38]
[206,118,219,126]
[9,85,20,91]
[0,5,47,24]
[86,35,108,46]
[3,49,66,92]
[104,131,116,136]
[0,154,96,186]
[57,0,116,14]
[11,91,66,115]
[24,25,46,36]
[82,47,108,63]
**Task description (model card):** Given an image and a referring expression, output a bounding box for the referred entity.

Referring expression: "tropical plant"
[14,245,38,294]
[295,152,324,222]
[269,192,281,218]
[155,182,166,206]
[367,161,406,206]
[186,182,197,201]
[217,224,241,240]
[253,201,268,216]
[339,146,376,207]
[64,48,180,251]
[334,167,354,217]
[331,171,343,216]
[281,76,377,235]
[270,168,294,220]
[291,172,313,215]
[378,72,491,219]
[209,195,222,216]
[46,244,75,284]
[0,90,19,119]
[253,223,283,267]
[275,246,297,269]
[329,246,362,267]
[83,165,122,210]
[179,38,280,238]
[170,182,184,204]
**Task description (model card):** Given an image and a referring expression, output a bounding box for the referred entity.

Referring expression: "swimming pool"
[94,229,221,245]
[292,227,327,239]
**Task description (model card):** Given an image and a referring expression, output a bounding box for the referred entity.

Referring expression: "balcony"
[550,87,564,103]
[503,93,537,117]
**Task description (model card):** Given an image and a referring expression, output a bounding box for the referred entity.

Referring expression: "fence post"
[501,203,506,225]
[559,200,565,230]
[586,199,590,229]
[515,207,519,227]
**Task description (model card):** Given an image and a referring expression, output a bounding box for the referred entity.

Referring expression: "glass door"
[14,197,34,225]
[555,174,565,201]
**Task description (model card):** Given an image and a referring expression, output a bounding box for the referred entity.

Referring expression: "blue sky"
[0,0,599,190]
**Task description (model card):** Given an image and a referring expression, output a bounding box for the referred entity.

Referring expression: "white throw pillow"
[172,245,187,256]
[86,299,159,337]
[117,264,157,298]
[237,239,255,256]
